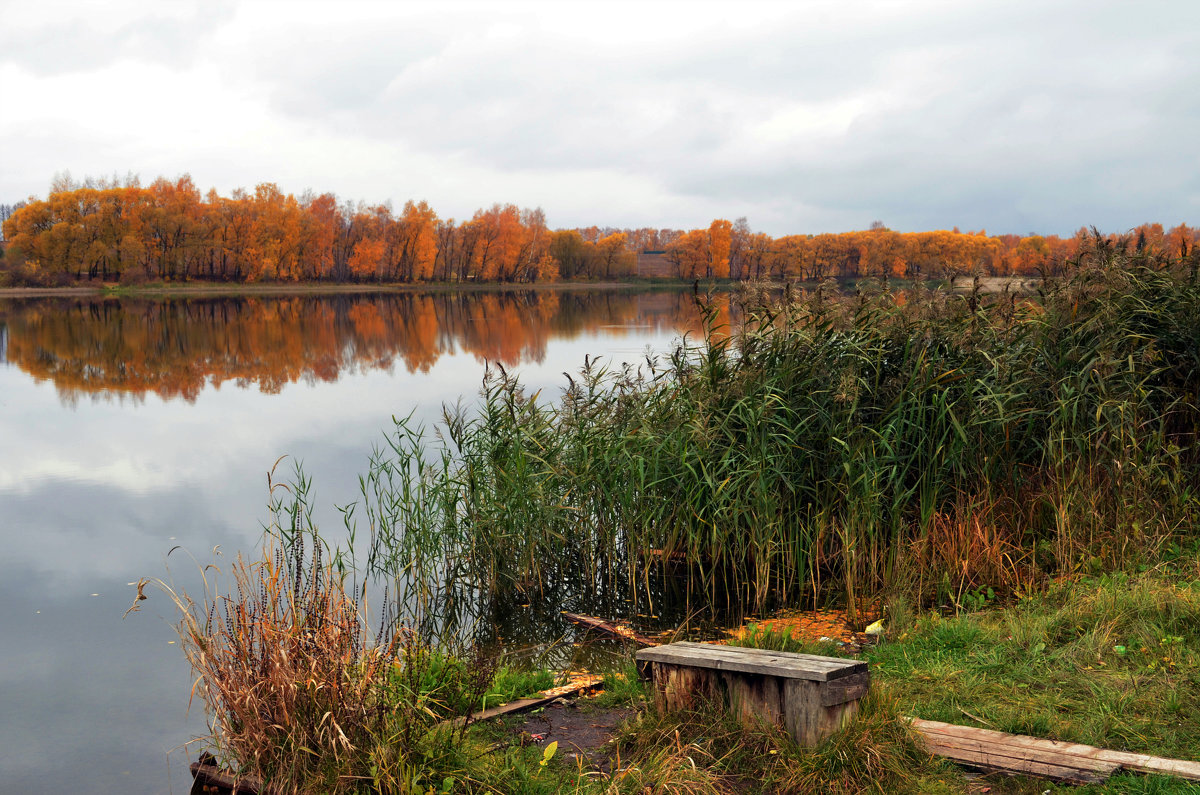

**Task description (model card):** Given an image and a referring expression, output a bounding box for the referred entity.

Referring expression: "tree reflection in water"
[0,289,728,404]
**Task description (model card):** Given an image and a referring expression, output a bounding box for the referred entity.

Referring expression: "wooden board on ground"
[562,611,659,647]
[910,718,1200,784]
[444,675,606,727]
[190,755,265,795]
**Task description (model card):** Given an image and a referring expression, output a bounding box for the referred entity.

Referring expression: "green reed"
[351,231,1199,622]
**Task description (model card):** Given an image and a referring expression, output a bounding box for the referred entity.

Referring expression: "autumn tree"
[594,232,631,279]
[513,208,552,282]
[665,229,709,279]
[549,230,588,279]
[708,219,732,279]
[9,174,1190,289]
[386,200,438,281]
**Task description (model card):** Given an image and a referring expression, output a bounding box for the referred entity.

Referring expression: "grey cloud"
[0,2,236,76]
[239,1,1198,234]
[655,7,1200,233]
[5,0,1198,235]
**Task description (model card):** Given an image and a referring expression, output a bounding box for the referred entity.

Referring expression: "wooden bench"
[636,642,869,746]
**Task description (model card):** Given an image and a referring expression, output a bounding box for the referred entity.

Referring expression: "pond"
[0,287,716,794]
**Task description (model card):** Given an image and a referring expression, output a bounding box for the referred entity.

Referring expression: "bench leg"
[784,679,862,746]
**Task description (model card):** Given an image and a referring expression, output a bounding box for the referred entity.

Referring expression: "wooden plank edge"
[919,743,1113,784]
[917,732,1121,774]
[820,672,870,707]
[909,718,1200,782]
[643,641,862,668]
[636,643,866,682]
[1088,749,1200,781]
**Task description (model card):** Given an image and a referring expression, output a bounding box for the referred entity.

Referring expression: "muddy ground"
[505,700,637,774]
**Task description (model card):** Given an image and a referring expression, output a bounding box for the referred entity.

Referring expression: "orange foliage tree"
[4,176,1196,287]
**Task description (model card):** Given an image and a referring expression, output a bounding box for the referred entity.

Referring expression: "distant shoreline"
[0,278,711,299]
[0,275,1043,300]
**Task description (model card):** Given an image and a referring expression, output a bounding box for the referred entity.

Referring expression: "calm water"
[0,288,712,794]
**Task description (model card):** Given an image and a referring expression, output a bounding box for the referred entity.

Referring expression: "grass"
[149,536,1200,792]
[871,572,1200,762]
[605,688,952,794]
[723,571,1200,793]
[135,530,578,794]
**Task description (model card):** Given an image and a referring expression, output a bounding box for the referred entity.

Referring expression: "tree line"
[1,174,1196,286]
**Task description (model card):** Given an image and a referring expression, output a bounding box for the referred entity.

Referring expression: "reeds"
[351,233,1197,625]
[142,232,1199,792]
[145,528,497,793]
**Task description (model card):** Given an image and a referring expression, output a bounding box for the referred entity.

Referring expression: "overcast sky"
[1,0,1197,236]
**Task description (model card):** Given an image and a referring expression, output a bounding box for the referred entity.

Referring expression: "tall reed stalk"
[350,233,1200,621]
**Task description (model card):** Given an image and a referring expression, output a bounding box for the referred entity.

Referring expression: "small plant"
[958,585,996,612]
[594,662,648,708]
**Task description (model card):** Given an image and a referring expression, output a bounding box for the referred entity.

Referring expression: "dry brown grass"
[131,537,418,793]
[908,496,1037,606]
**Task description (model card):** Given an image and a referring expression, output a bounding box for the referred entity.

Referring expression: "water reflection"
[0,290,719,404]
[0,287,717,794]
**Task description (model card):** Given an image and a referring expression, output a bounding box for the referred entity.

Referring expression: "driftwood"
[636,642,869,746]
[189,754,265,795]
[444,675,606,727]
[562,611,659,647]
[910,718,1200,784]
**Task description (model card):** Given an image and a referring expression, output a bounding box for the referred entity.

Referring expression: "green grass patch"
[871,573,1200,762]
[592,663,649,709]
[606,688,954,794]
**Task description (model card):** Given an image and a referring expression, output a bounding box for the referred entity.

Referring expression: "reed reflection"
[0,290,724,404]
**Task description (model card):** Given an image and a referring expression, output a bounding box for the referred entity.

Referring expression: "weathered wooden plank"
[640,643,803,663]
[820,671,870,707]
[189,760,266,794]
[910,719,1200,782]
[443,676,606,727]
[916,731,1121,775]
[651,661,714,712]
[648,642,861,669]
[1090,751,1200,782]
[722,665,788,729]
[647,659,866,747]
[562,611,658,647]
[919,739,1117,784]
[637,642,865,682]
[784,675,865,745]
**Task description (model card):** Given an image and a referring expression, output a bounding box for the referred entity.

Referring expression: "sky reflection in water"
[0,289,708,794]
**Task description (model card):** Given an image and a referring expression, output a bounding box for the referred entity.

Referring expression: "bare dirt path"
[506,702,637,775]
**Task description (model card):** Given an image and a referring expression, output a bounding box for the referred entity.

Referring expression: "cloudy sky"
[1,0,1197,236]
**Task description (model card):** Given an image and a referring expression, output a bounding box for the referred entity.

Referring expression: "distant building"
[636,249,672,278]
